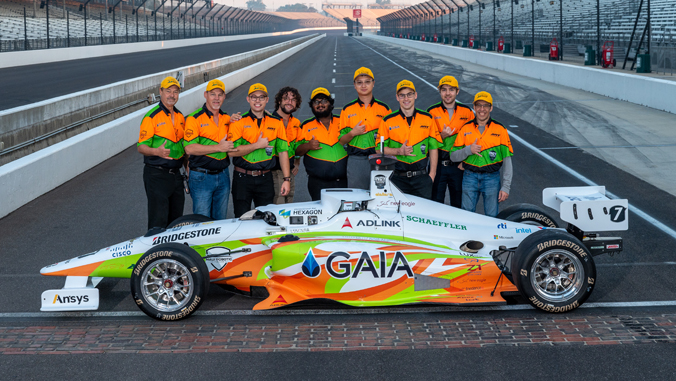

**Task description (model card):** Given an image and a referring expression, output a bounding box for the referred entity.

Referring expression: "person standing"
[295,88,348,201]
[426,76,475,207]
[183,79,235,220]
[137,76,186,230]
[271,87,303,204]
[451,91,513,217]
[378,80,442,199]
[338,67,391,189]
[228,83,291,218]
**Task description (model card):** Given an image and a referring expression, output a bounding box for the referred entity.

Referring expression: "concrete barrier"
[364,34,676,115]
[0,34,325,219]
[0,28,334,69]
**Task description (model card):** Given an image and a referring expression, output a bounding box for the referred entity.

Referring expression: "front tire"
[511,229,595,313]
[497,203,559,228]
[167,214,214,229]
[131,243,209,321]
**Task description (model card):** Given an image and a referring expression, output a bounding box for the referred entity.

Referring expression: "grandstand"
[267,11,344,28]
[322,3,398,27]
[0,0,295,51]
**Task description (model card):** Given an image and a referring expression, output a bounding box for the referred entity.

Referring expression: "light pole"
[108,0,124,44]
[78,0,92,46]
[133,0,150,42]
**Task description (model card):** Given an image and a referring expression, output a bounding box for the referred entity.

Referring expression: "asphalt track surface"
[2,31,676,376]
[0,32,315,111]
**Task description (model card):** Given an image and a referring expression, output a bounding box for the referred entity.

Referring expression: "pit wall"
[0,34,325,219]
[363,34,676,115]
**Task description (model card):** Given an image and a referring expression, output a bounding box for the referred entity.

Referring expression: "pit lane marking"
[4,301,676,319]
[351,37,676,243]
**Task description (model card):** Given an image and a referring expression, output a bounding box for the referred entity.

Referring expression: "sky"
[213,0,418,12]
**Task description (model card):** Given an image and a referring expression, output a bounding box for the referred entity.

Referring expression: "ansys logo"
[53,294,89,305]
[301,248,321,278]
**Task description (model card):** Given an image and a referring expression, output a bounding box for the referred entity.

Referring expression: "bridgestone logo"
[152,227,221,245]
[537,239,587,257]
[521,212,554,227]
[133,250,172,276]
[529,296,579,312]
[161,296,201,321]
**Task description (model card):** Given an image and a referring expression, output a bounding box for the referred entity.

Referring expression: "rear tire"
[167,214,214,229]
[131,243,209,321]
[497,203,559,228]
[511,229,595,313]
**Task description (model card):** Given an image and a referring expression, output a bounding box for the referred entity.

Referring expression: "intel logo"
[516,228,532,234]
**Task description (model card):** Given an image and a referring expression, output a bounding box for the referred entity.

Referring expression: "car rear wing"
[543,186,628,232]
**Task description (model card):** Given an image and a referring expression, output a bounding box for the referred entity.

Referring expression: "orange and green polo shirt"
[451,118,513,173]
[138,101,185,169]
[271,110,302,171]
[426,101,475,162]
[378,109,442,172]
[297,115,348,180]
[228,110,289,171]
[183,104,231,171]
[339,97,391,156]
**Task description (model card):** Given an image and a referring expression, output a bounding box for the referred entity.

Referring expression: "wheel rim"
[141,259,194,312]
[530,249,584,303]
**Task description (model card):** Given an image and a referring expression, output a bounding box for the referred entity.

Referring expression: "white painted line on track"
[334,63,336,66]
[332,78,336,83]
[333,69,336,73]
[596,262,676,267]
[4,301,676,319]
[541,144,676,150]
[351,37,676,243]
[509,125,518,128]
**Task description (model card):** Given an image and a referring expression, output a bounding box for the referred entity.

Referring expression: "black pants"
[390,173,434,199]
[308,176,347,201]
[232,171,275,218]
[432,162,464,207]
[143,165,184,230]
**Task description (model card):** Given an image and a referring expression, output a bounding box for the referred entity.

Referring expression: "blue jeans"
[462,170,500,217]
[189,169,231,220]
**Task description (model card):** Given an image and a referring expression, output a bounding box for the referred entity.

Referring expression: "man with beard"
[339,67,391,189]
[427,76,475,207]
[271,87,303,204]
[183,79,236,220]
[137,76,186,230]
[295,88,348,201]
[228,83,292,218]
[378,80,441,199]
[451,91,513,217]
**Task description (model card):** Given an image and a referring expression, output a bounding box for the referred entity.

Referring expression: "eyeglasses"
[397,92,415,99]
[250,95,268,101]
[282,96,297,103]
[312,99,330,106]
[355,80,373,86]
[474,103,491,110]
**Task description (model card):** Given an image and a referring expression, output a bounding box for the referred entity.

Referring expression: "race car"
[40,155,628,320]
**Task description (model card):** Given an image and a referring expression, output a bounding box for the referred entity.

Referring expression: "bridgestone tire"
[511,229,595,313]
[167,214,214,229]
[497,203,559,228]
[131,243,209,321]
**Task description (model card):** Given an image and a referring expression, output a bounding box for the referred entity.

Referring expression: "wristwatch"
[283,177,292,182]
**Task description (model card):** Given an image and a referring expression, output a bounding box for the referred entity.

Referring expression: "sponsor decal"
[609,205,627,222]
[405,215,466,230]
[356,220,401,228]
[606,244,620,250]
[497,223,507,229]
[529,296,579,312]
[200,123,209,128]
[374,175,387,189]
[279,209,290,219]
[52,294,90,305]
[161,296,201,321]
[375,192,393,197]
[152,227,221,245]
[343,201,354,210]
[420,125,429,129]
[342,217,353,229]
[140,130,148,140]
[588,277,595,285]
[289,228,310,233]
[459,117,469,121]
[420,143,427,154]
[293,209,323,216]
[493,235,514,239]
[106,243,134,258]
[521,212,554,227]
[464,131,472,136]
[271,295,287,307]
[157,122,166,127]
[324,251,413,279]
[489,150,497,161]
[243,125,253,129]
[376,200,415,208]
[348,113,357,118]
[301,248,321,278]
[265,146,273,156]
[133,250,173,276]
[537,239,587,257]
[515,228,532,234]
[389,125,400,130]
[491,133,500,137]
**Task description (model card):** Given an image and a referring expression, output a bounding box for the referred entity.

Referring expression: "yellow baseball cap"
[354,67,374,80]
[438,76,459,89]
[248,83,268,96]
[396,80,415,93]
[206,79,225,92]
[310,87,331,99]
[160,76,180,90]
[473,91,493,105]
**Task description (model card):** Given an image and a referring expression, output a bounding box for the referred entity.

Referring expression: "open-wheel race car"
[41,155,628,320]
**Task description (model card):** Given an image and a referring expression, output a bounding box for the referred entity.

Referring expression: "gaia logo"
[301,248,321,278]
[279,209,290,219]
[489,150,497,161]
